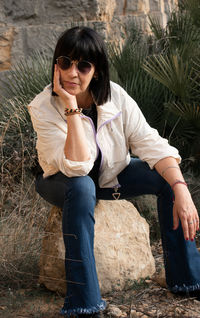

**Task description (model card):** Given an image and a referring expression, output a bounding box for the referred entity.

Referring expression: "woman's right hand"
[53,64,77,108]
[53,65,90,161]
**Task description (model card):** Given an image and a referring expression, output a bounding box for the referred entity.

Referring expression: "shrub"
[109,3,200,175]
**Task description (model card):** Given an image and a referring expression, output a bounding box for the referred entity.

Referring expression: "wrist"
[171,180,187,192]
[64,107,82,116]
[64,103,77,109]
[61,97,77,109]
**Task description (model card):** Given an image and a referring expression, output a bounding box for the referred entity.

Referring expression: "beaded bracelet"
[64,107,82,116]
[171,180,187,191]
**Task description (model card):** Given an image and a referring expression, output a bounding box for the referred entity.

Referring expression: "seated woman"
[28,26,200,318]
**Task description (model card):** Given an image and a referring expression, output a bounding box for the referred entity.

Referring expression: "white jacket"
[28,81,181,189]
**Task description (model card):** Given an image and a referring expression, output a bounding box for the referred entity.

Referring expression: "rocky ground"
[1,241,200,318]
[104,241,200,318]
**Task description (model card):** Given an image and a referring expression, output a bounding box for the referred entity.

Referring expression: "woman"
[28,26,200,317]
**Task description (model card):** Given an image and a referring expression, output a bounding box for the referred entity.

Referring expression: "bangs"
[58,31,98,64]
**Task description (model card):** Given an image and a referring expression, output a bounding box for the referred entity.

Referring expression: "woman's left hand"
[173,185,199,241]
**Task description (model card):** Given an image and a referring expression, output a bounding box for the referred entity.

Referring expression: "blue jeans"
[35,158,200,316]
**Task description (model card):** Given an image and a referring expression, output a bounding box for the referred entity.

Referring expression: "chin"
[63,86,79,96]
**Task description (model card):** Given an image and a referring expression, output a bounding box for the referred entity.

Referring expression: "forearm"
[154,157,190,197]
[64,114,90,161]
[155,157,199,240]
[154,157,184,185]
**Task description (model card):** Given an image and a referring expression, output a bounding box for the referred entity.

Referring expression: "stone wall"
[0,0,178,73]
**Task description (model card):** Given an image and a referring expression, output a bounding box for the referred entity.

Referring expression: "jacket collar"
[96,99,121,123]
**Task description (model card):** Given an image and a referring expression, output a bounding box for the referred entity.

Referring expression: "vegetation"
[0,52,52,288]
[0,51,52,179]
[109,0,200,176]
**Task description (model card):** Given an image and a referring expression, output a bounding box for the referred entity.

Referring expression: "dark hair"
[51,26,111,105]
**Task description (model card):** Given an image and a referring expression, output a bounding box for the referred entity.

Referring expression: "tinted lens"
[77,61,92,74]
[57,56,92,74]
[57,56,71,70]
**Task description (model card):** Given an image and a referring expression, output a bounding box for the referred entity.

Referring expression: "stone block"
[3,0,37,22]
[96,0,116,22]
[0,0,178,72]
[9,27,26,64]
[115,0,138,16]
[149,0,161,12]
[164,0,178,15]
[0,27,14,71]
[25,25,64,56]
[39,200,155,295]
[113,0,124,16]
[38,0,98,23]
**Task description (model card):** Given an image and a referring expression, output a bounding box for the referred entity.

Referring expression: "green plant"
[108,24,169,132]
[123,277,150,292]
[143,7,200,173]
[109,5,200,175]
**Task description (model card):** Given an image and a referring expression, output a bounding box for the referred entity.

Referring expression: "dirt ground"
[1,241,200,318]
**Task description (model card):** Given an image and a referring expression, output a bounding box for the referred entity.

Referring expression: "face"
[57,56,96,98]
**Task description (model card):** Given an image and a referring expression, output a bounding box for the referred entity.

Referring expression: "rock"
[130,310,137,318]
[0,0,178,74]
[39,207,66,294]
[0,27,14,71]
[3,0,37,21]
[96,0,116,22]
[130,310,143,317]
[39,200,156,295]
[152,267,167,288]
[107,304,124,317]
[94,200,156,292]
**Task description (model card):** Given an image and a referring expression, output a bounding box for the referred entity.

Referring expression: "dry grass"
[0,177,50,289]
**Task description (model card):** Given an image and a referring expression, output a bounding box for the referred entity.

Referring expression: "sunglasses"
[56,56,93,74]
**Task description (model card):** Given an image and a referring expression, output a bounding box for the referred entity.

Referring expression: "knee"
[65,175,96,200]
[63,176,96,222]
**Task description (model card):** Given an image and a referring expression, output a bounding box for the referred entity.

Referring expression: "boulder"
[39,200,155,294]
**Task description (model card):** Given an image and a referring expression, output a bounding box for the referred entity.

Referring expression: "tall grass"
[0,183,50,288]
[0,52,52,287]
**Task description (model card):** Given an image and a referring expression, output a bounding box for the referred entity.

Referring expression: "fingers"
[53,64,61,93]
[173,208,179,230]
[187,220,196,241]
[195,216,200,232]
[53,65,77,106]
[173,204,199,241]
